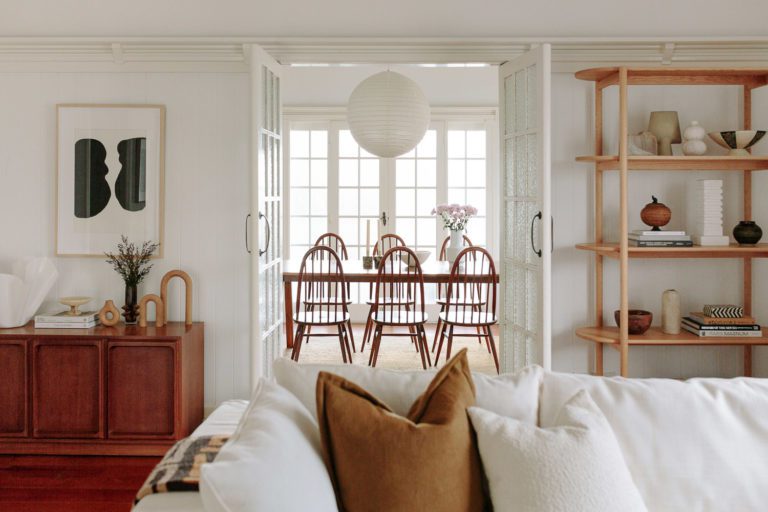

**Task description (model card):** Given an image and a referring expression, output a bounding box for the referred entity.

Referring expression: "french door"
[499,44,552,372]
[249,45,283,381]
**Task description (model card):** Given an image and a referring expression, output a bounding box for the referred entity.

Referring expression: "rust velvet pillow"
[316,349,488,512]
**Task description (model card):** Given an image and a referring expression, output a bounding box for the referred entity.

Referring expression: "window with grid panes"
[289,129,328,258]
[447,128,487,246]
[394,130,438,253]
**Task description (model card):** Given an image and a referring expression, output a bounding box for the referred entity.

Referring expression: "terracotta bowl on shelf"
[614,309,653,335]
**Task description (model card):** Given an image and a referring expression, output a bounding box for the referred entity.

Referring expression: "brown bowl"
[614,309,653,335]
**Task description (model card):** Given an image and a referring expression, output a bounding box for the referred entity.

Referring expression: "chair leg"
[473,305,485,348]
[432,305,445,352]
[342,322,354,363]
[346,320,356,353]
[292,325,305,362]
[446,325,455,361]
[486,325,500,374]
[417,325,431,369]
[370,324,384,367]
[434,322,447,366]
[336,325,348,364]
[361,308,374,352]
[368,324,380,366]
[305,305,313,340]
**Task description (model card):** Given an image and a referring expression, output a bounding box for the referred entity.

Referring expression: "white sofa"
[134,359,768,512]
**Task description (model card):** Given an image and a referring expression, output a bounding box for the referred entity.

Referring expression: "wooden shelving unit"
[574,66,768,377]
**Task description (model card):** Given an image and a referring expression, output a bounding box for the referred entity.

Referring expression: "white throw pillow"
[199,379,338,512]
[468,390,647,512]
[272,357,542,424]
[541,371,768,512]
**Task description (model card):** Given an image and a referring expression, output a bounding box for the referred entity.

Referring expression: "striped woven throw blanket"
[135,435,230,504]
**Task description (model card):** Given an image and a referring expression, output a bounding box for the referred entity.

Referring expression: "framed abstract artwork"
[56,104,165,256]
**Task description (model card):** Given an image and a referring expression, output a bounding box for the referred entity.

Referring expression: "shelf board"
[576,326,768,346]
[575,67,768,88]
[575,242,768,258]
[575,155,768,171]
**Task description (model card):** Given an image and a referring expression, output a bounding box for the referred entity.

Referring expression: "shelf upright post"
[618,67,630,377]
[743,83,753,377]
[594,82,604,376]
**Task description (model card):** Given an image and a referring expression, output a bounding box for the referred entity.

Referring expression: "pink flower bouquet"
[431,203,478,231]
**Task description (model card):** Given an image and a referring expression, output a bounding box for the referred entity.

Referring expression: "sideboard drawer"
[0,339,28,437]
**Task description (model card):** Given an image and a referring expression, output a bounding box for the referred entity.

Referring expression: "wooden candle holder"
[98,300,121,327]
[138,294,165,328]
[160,270,193,326]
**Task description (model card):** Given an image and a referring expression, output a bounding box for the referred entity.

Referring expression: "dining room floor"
[283,322,499,374]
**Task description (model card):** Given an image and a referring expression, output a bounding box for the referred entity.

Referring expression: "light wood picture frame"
[56,104,165,257]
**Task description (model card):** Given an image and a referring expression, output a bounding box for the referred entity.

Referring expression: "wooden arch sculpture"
[98,300,121,327]
[160,270,193,326]
[138,294,165,328]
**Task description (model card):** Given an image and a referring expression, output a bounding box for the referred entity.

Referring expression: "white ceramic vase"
[682,121,707,156]
[446,229,463,263]
[662,289,681,334]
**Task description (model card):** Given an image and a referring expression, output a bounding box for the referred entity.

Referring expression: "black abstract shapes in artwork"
[115,138,147,212]
[74,138,111,218]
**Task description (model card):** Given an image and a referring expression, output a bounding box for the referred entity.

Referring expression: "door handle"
[530,211,542,258]
[380,211,388,226]
[259,211,271,257]
[245,213,252,254]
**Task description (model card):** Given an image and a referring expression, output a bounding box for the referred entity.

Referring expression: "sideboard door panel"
[32,340,103,438]
[0,340,28,436]
[107,342,176,438]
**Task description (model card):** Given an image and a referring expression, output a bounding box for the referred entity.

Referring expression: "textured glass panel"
[504,262,514,321]
[527,134,538,199]
[505,204,514,259]
[448,159,465,187]
[339,218,358,245]
[504,75,515,135]
[505,138,515,197]
[338,188,359,216]
[291,159,309,186]
[466,131,486,158]
[311,160,327,187]
[339,159,358,186]
[310,188,327,216]
[466,160,485,187]
[291,217,309,245]
[291,130,309,158]
[417,218,436,247]
[398,218,416,246]
[526,268,538,332]
[514,201,527,262]
[274,139,282,199]
[396,159,415,187]
[513,266,526,327]
[416,159,437,187]
[310,130,327,158]
[515,68,527,133]
[359,188,379,217]
[418,130,437,158]
[290,188,309,216]
[527,63,537,132]
[416,188,436,217]
[339,130,358,157]
[360,159,379,186]
[527,201,540,265]
[395,189,415,216]
[514,136,527,198]
[310,217,327,240]
[447,130,465,158]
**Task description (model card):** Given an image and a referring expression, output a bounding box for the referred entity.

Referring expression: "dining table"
[281,258,499,349]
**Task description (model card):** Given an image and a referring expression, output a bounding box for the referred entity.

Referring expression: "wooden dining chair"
[433,234,474,351]
[434,247,500,373]
[361,233,408,351]
[369,246,431,369]
[310,233,354,349]
[291,246,354,364]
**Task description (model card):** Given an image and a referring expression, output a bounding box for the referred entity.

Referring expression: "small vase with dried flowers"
[105,236,160,324]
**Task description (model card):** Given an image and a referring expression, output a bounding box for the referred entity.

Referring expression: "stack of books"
[682,305,761,338]
[34,311,100,329]
[692,179,730,246]
[629,230,692,247]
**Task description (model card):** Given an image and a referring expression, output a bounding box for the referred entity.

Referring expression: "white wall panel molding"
[1,37,768,71]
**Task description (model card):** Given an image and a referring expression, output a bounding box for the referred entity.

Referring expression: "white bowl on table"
[402,250,431,268]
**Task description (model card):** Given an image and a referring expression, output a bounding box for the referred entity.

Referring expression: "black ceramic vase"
[733,220,763,246]
[123,283,139,324]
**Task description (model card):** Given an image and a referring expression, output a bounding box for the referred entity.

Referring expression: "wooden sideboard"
[0,322,203,456]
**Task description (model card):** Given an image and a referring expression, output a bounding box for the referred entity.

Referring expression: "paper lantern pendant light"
[347,71,431,158]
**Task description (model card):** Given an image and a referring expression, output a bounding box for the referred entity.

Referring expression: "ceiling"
[1,0,767,38]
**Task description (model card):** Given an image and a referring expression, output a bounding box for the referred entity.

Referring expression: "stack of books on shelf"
[34,311,100,329]
[681,305,761,338]
[628,229,692,247]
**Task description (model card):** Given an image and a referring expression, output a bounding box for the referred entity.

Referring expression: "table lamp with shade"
[648,111,681,156]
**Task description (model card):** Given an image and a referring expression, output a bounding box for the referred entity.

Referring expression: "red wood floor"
[0,455,160,512]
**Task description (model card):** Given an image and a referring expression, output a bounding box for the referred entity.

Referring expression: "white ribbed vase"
[662,289,681,334]
[347,71,430,158]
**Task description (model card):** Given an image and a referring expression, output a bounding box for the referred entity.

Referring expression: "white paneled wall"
[0,71,251,409]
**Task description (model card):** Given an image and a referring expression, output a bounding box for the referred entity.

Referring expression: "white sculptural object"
[0,258,58,328]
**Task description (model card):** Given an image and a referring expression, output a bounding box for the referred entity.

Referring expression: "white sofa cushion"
[541,371,768,512]
[273,357,542,424]
[200,379,337,512]
[469,390,647,512]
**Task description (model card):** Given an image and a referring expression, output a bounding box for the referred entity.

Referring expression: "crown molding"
[0,37,767,71]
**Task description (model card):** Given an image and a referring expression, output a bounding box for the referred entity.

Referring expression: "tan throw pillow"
[316,349,488,512]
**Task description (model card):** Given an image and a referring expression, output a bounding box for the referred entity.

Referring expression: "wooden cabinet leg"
[744,345,753,377]
[284,281,294,349]
[594,342,604,376]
